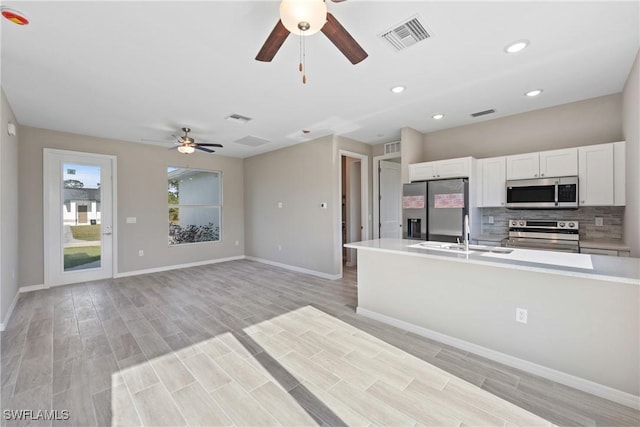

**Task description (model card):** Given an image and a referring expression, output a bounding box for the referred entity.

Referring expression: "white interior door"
[44,149,115,286]
[379,160,402,238]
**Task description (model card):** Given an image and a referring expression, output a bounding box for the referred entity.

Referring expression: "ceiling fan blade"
[195,146,215,153]
[321,13,368,65]
[256,20,290,62]
[196,143,223,147]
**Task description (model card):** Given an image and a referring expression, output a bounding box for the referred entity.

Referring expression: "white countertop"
[345,239,640,285]
[579,239,631,251]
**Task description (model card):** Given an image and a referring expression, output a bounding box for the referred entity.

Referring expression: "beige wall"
[422,94,623,161]
[244,135,371,277]
[18,126,244,287]
[1,89,19,323]
[244,135,336,275]
[400,127,423,183]
[623,50,639,257]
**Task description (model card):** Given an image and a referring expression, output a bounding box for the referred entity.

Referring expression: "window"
[168,167,222,245]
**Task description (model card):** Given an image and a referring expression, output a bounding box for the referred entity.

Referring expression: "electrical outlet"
[235,240,239,246]
[138,250,144,257]
[595,217,604,227]
[277,202,283,209]
[516,308,528,324]
[278,244,282,251]
[488,216,494,224]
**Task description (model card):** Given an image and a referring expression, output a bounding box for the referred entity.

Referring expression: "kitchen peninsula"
[345,238,640,409]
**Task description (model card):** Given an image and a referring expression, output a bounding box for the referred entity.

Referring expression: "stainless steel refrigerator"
[402,179,469,242]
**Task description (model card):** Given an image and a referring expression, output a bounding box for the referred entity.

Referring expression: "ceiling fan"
[170,128,223,154]
[255,0,368,66]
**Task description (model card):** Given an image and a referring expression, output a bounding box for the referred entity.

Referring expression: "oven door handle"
[554,180,559,206]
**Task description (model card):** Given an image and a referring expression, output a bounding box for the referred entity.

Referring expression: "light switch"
[126,217,137,224]
[277,202,283,209]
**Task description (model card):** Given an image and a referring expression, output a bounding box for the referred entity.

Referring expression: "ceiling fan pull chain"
[299,29,303,72]
[302,32,307,84]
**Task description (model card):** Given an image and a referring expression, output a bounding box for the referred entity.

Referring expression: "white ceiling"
[2,1,638,158]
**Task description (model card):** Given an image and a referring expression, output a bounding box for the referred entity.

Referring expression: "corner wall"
[623,49,639,257]
[18,126,245,287]
[244,135,372,278]
[0,89,19,328]
[244,136,336,276]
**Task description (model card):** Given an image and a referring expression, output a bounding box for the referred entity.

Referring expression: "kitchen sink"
[409,242,513,255]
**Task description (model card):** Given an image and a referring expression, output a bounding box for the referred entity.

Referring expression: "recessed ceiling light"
[525,89,543,97]
[432,114,444,120]
[391,86,405,94]
[504,40,529,54]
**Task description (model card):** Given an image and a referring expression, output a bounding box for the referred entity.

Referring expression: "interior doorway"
[339,151,369,272]
[373,154,402,239]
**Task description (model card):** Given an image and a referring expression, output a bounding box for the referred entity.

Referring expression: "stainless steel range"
[503,219,580,253]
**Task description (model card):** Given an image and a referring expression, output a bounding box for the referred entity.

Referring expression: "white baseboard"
[357,307,640,411]
[114,255,246,278]
[0,291,20,332]
[19,284,46,293]
[246,257,342,280]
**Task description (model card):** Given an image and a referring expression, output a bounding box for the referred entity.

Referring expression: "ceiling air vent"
[471,109,496,118]
[234,135,269,147]
[384,141,401,155]
[226,113,252,124]
[380,15,431,52]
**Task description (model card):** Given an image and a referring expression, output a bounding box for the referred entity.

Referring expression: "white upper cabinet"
[578,141,625,206]
[539,148,578,177]
[409,157,472,181]
[505,153,540,180]
[408,162,437,181]
[478,156,506,207]
[506,148,577,180]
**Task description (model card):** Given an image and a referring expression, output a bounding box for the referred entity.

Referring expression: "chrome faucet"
[464,214,470,253]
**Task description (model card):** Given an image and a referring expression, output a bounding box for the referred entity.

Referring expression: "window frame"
[167,166,223,246]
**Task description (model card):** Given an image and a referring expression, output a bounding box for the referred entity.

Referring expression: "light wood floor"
[1,260,638,426]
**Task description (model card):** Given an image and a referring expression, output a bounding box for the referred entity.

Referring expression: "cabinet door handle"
[534,174,538,177]
[541,173,545,177]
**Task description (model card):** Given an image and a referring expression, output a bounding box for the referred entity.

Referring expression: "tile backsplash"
[481,206,624,241]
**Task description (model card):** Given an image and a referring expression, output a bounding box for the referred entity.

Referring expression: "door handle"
[102,232,112,236]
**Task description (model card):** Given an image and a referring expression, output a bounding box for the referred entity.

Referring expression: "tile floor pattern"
[1,260,639,426]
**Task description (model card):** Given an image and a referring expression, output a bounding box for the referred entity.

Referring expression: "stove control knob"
[519,221,525,226]
[568,222,575,228]
[559,222,565,227]
[511,220,517,226]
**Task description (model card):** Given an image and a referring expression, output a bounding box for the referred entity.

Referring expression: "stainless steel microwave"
[506,176,578,209]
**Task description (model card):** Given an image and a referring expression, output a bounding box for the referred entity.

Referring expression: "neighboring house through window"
[168,167,222,245]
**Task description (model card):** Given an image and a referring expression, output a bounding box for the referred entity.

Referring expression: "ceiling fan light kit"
[279,0,327,36]
[177,145,195,154]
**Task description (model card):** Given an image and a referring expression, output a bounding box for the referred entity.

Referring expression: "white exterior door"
[379,160,401,238]
[44,149,116,286]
